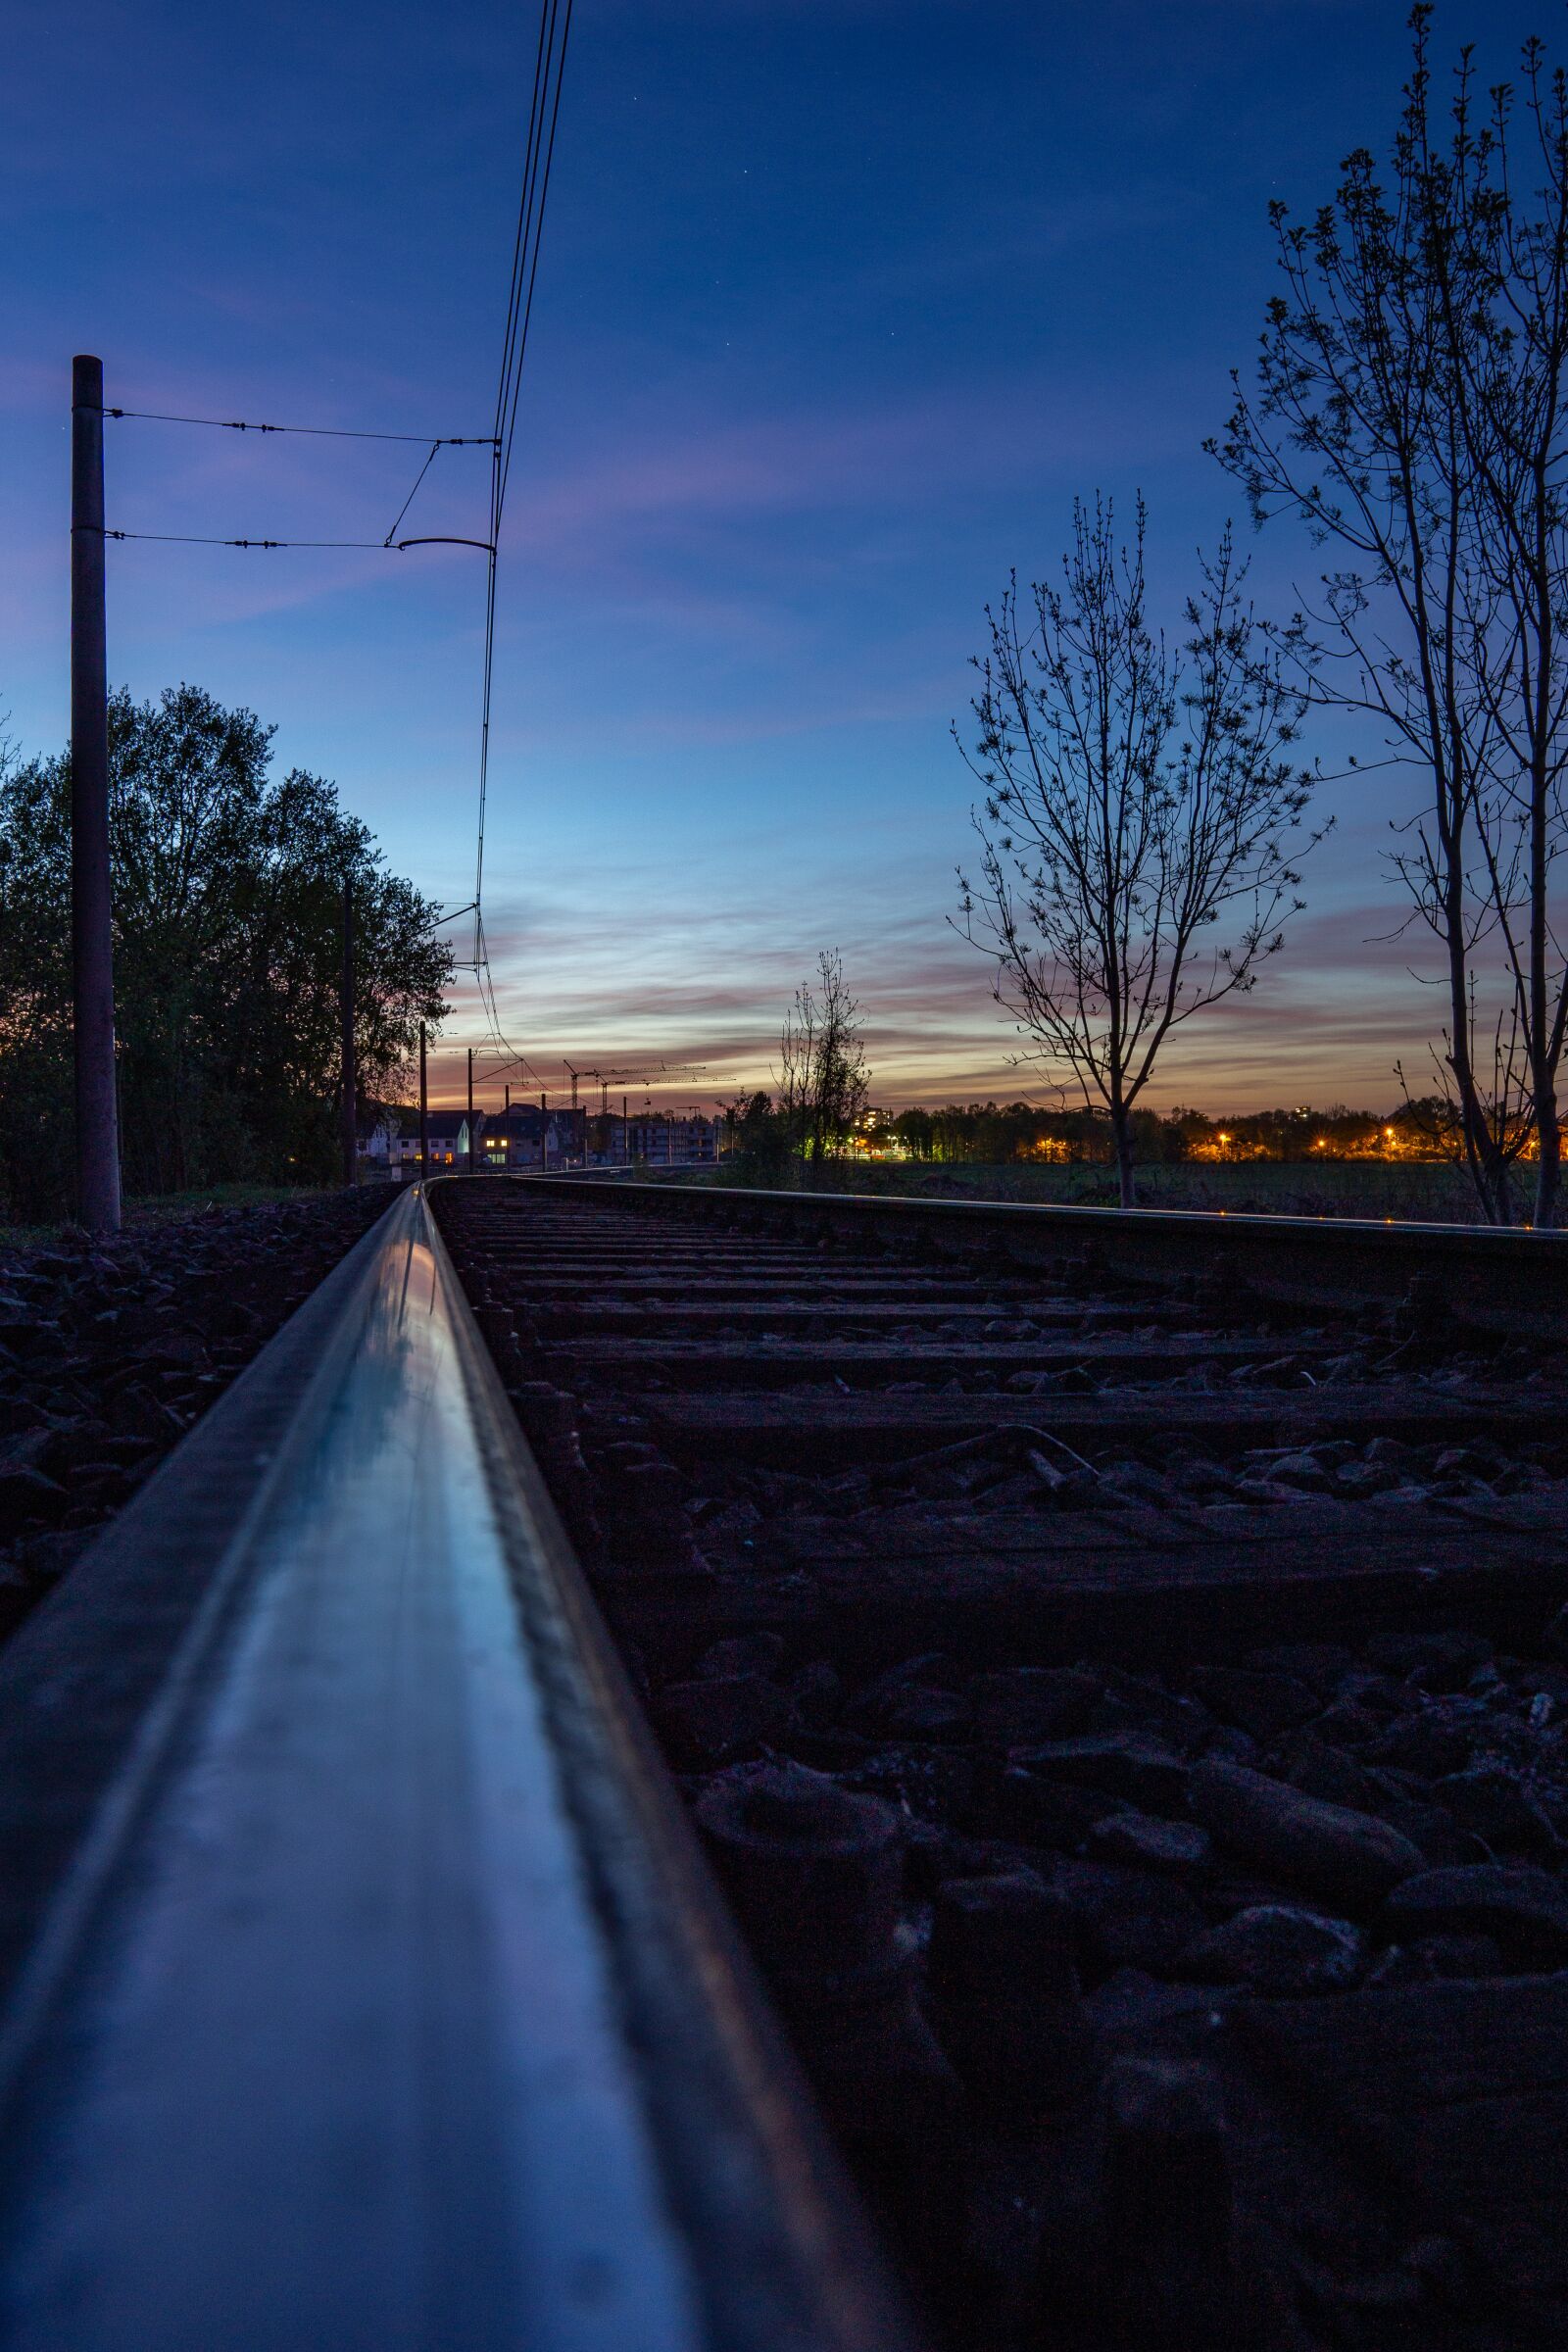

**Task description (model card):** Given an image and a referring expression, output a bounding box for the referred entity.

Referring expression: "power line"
[105,408,492,559]
[98,4,579,1095]
[495,0,574,514]
[104,528,498,554]
[104,529,402,551]
[105,407,496,446]
[473,0,574,983]
[382,442,442,546]
[471,910,544,1087]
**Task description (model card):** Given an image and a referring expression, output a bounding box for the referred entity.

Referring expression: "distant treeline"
[881,1100,1481,1166]
[0,685,452,1222]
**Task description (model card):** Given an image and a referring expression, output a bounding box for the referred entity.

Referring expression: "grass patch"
[123,1182,339,1229]
[0,1181,352,1253]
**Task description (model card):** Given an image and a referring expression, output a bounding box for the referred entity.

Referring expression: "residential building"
[382,1109,476,1174]
[478,1104,586,1170]
[367,1101,594,1177]
[621,1113,719,1167]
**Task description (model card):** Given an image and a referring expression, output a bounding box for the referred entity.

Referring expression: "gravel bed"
[0,1187,392,1642]
[439,1181,1568,2347]
[660,1618,1568,1994]
[646,1611,1568,2345]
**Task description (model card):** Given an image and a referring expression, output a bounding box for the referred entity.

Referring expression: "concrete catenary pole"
[71,356,122,1232]
[340,877,356,1187]
[418,1022,429,1183]
[466,1047,474,1174]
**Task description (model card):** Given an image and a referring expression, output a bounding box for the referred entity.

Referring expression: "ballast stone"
[1177,1904,1366,1996]
[1009,1731,1189,1811]
[1187,1758,1425,1909]
[1379,1865,1568,1968]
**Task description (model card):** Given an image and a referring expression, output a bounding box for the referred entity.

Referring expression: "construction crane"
[575,1063,709,1117]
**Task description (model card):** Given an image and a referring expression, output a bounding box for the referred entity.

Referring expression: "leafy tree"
[956,498,1322,1208]
[0,684,452,1217]
[890,1105,934,1159]
[1212,10,1568,1225]
[719,1089,795,1186]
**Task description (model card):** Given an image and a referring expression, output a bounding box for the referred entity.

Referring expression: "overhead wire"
[105,529,402,550]
[105,407,496,445]
[472,910,545,1087]
[98,5,578,1097]
[472,0,574,1014]
[103,416,493,550]
[495,0,573,514]
[382,442,443,546]
[492,0,561,466]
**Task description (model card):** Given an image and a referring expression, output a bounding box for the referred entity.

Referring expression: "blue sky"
[3,0,1553,1111]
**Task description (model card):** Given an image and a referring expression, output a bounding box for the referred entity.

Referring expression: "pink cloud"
[424,874,1469,1120]
[513,371,1202,569]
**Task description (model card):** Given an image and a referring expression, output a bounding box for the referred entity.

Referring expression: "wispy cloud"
[514,371,1206,576]
[420,873,1452,1116]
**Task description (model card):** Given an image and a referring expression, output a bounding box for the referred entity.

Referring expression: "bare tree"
[777,950,871,1185]
[1211,10,1568,1225]
[956,497,1320,1208]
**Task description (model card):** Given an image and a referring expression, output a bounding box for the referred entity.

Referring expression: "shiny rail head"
[0,1183,921,2352]
[514,1169,1568,1247]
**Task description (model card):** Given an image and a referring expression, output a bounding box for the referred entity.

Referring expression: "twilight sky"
[3,0,1553,1113]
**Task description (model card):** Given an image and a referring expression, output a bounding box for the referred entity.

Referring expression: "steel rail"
[0,1183,918,2352]
[524,1176,1568,1342]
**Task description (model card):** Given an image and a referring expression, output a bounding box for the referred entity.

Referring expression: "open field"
[697,1158,1510,1224]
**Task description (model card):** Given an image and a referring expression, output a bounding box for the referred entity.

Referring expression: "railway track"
[435,1175,1568,2352]
[0,1171,1563,2349]
[0,1183,913,2352]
